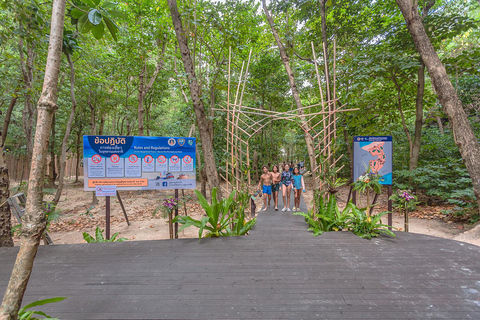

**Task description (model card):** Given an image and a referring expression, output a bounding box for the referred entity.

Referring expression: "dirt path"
[11,177,479,247]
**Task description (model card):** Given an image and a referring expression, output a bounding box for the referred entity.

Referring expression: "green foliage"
[68,1,124,40]
[18,296,67,320]
[394,158,477,210]
[172,188,256,242]
[82,226,127,243]
[345,205,396,240]
[296,190,396,240]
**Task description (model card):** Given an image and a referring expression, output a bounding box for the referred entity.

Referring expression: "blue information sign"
[353,136,392,185]
[83,136,196,191]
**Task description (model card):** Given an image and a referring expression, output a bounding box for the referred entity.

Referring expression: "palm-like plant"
[173,188,257,242]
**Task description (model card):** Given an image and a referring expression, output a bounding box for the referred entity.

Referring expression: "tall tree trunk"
[392,75,413,157]
[0,116,13,247]
[19,39,36,167]
[342,120,353,181]
[0,0,66,317]
[0,150,12,247]
[408,3,433,170]
[396,0,480,210]
[46,114,56,188]
[89,96,98,205]
[410,63,425,170]
[54,52,77,205]
[262,0,318,188]
[99,113,106,135]
[168,0,222,198]
[75,131,81,183]
[138,39,166,136]
[0,90,18,247]
[2,89,19,146]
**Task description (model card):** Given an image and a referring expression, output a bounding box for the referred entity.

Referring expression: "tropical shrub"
[294,190,350,235]
[295,190,395,239]
[172,188,256,241]
[393,158,477,215]
[82,226,127,243]
[345,204,396,239]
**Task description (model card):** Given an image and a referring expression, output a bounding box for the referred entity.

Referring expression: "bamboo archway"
[214,41,358,194]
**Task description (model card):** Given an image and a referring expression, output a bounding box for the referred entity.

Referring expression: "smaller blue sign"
[95,185,117,197]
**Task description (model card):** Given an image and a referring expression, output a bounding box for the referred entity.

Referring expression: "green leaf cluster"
[295,191,396,240]
[69,1,123,40]
[82,226,127,243]
[18,296,66,320]
[172,188,256,242]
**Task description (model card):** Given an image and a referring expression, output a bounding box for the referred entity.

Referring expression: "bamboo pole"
[246,143,251,185]
[323,41,332,165]
[333,39,337,146]
[225,118,252,137]
[312,42,326,162]
[232,60,246,191]
[226,47,231,192]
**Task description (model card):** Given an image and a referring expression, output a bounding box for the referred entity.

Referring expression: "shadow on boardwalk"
[1,193,480,319]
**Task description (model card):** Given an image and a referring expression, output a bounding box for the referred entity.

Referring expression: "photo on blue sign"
[353,136,392,185]
[83,136,196,191]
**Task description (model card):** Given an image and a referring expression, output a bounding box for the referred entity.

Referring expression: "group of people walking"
[257,162,305,212]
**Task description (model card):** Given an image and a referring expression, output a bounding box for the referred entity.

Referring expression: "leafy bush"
[393,158,477,211]
[294,190,350,235]
[345,204,395,239]
[295,190,395,240]
[18,296,66,320]
[172,188,256,241]
[83,226,127,243]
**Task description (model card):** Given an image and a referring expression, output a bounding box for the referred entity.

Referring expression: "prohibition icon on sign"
[144,155,153,164]
[110,154,120,163]
[183,155,192,164]
[92,154,102,164]
[157,155,167,163]
[128,154,138,163]
[171,155,179,164]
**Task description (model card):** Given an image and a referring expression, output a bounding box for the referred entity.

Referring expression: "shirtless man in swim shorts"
[257,165,273,211]
[271,165,281,211]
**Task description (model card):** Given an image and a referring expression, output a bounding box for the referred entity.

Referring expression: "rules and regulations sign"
[83,136,196,191]
[353,136,392,185]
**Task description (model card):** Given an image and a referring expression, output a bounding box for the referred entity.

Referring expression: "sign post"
[84,136,197,239]
[95,186,117,240]
[353,136,393,227]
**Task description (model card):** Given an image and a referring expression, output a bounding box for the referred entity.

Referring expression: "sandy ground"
[11,177,480,247]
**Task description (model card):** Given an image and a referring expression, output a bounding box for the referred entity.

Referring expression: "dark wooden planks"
[1,193,480,319]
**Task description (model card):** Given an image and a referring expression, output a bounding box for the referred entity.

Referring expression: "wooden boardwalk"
[1,194,480,319]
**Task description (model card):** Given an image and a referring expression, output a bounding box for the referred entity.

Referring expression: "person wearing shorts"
[281,164,294,211]
[271,165,281,211]
[257,165,273,211]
